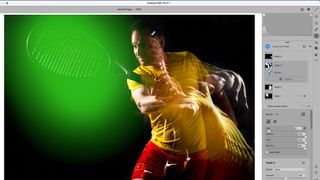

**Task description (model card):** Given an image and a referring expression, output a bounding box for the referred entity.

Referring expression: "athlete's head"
[131,18,166,67]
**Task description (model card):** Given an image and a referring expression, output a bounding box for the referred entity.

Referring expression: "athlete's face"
[131,30,165,67]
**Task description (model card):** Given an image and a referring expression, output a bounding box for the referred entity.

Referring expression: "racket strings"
[27,27,110,78]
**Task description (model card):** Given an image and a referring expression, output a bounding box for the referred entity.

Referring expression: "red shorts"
[132,141,208,180]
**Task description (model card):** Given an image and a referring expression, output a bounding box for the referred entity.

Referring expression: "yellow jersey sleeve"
[127,65,162,92]
[127,79,143,92]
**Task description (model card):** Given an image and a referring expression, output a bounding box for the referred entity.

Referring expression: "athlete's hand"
[137,95,165,114]
[132,86,165,114]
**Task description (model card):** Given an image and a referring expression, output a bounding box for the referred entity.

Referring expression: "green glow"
[5,15,143,162]
[27,25,111,78]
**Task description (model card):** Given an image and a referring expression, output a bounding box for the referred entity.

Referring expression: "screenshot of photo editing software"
[1,1,320,180]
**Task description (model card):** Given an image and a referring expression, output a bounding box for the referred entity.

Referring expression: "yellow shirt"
[127,51,209,153]
[128,51,253,161]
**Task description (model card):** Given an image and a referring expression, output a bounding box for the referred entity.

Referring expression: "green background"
[5,15,144,162]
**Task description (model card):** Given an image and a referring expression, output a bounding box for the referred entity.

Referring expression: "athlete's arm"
[205,69,248,123]
[131,86,164,114]
[206,70,248,110]
[132,83,199,115]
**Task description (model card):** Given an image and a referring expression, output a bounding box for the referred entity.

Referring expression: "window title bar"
[1,1,320,6]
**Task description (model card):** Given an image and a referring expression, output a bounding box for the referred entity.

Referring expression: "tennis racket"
[26,25,111,78]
